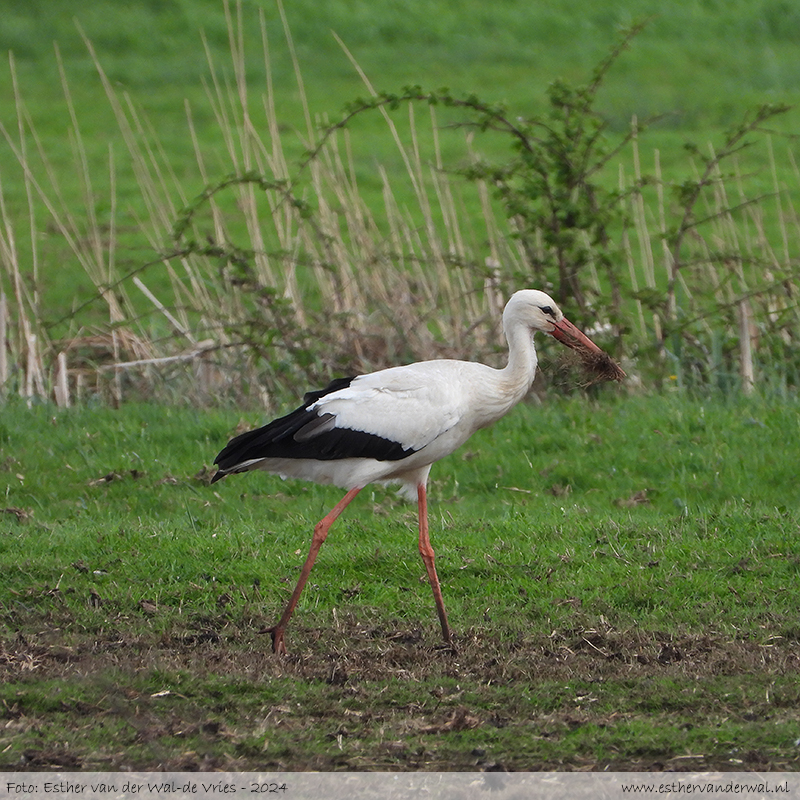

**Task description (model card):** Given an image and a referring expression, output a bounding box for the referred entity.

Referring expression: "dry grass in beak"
[579,348,626,384]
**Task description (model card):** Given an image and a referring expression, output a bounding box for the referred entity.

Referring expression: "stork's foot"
[435,636,458,656]
[270,627,287,655]
[259,625,288,655]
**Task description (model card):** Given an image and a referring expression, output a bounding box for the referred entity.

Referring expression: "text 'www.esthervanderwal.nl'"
[621,778,791,795]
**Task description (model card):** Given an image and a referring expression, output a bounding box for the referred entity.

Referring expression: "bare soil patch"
[3,617,799,772]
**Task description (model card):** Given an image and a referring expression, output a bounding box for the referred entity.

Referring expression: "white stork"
[211,289,623,654]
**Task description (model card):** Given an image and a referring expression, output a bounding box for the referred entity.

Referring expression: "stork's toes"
[435,638,458,656]
[258,625,288,656]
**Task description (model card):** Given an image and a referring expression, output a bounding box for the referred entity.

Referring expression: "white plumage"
[212,289,622,654]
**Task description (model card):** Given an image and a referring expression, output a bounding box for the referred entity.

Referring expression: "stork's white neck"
[468,315,539,431]
[501,316,539,398]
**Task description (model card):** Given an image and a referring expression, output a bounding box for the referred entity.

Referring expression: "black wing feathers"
[301,376,354,406]
[212,376,415,480]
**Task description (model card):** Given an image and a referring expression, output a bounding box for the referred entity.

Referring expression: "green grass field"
[1,391,799,769]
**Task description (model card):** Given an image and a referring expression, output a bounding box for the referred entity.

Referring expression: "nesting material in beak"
[549,317,626,384]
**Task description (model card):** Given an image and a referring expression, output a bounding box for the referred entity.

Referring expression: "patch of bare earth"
[2,619,799,771]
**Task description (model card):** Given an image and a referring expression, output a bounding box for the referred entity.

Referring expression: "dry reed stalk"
[652,150,676,328]
[738,299,755,394]
[619,164,645,339]
[54,351,70,408]
[767,137,791,265]
[631,143,661,341]
[111,329,121,407]
[24,333,45,400]
[133,277,197,346]
[0,292,7,387]
[10,53,40,315]
[0,86,45,393]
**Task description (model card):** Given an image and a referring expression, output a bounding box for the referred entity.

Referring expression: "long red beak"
[549,317,605,353]
[549,317,626,382]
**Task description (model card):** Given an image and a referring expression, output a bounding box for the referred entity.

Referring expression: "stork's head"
[503,289,626,381]
[503,289,565,334]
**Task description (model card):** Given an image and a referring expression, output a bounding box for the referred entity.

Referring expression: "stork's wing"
[213,362,473,478]
[311,362,467,452]
[213,376,411,475]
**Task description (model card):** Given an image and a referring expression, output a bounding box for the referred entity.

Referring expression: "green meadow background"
[0,0,799,772]
[1,0,799,340]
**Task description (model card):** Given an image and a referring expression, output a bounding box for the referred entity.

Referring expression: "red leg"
[268,486,362,655]
[416,484,455,650]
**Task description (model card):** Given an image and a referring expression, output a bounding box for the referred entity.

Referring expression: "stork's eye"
[540,305,555,317]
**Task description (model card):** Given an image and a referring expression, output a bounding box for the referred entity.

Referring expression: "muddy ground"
[2,616,799,772]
